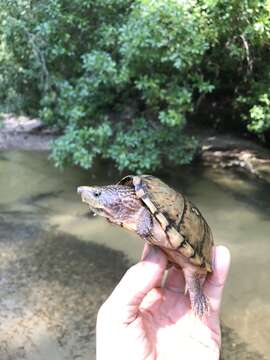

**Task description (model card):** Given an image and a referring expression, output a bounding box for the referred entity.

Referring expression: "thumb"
[101,245,167,324]
[204,245,231,315]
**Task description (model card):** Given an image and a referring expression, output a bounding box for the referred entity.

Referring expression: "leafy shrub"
[119,1,212,126]
[0,0,270,172]
[249,93,270,135]
[106,118,198,172]
[199,0,270,136]
[51,122,113,169]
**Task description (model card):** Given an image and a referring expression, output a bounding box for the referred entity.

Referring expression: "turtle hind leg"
[191,285,209,318]
[183,269,209,318]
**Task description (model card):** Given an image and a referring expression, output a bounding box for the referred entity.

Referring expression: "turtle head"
[77,184,139,221]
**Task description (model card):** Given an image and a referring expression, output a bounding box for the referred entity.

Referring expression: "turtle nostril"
[94,191,101,197]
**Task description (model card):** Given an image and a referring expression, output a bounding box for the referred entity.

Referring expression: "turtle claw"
[191,291,209,318]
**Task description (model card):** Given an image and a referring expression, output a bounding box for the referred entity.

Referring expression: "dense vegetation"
[0,0,269,172]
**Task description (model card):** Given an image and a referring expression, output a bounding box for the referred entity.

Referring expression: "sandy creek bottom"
[0,151,269,360]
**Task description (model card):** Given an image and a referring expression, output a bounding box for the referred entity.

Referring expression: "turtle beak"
[77,185,103,208]
[77,186,94,204]
[77,186,89,194]
[77,186,107,217]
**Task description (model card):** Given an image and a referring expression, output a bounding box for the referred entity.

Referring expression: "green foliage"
[0,0,270,172]
[199,0,270,137]
[119,1,211,126]
[249,93,270,135]
[107,118,197,172]
[51,117,197,173]
[51,121,113,169]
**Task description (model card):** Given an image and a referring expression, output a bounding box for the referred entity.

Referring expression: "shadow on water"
[21,190,65,205]
[0,213,130,359]
[0,153,8,161]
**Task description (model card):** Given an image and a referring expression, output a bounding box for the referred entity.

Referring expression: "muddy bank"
[198,131,270,183]
[0,113,55,151]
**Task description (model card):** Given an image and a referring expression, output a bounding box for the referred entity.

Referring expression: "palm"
[127,274,220,359]
[97,245,230,360]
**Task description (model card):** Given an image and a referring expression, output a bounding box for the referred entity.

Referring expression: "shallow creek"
[0,151,269,359]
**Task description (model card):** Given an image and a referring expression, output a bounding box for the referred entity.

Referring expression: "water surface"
[0,151,269,359]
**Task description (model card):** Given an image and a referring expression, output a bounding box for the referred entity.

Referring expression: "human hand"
[96,244,230,360]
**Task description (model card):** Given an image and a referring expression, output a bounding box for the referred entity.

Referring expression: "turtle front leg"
[136,207,153,241]
[183,268,209,318]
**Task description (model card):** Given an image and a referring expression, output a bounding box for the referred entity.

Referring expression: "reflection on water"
[0,151,269,359]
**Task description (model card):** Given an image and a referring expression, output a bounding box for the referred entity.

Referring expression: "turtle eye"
[93,190,101,198]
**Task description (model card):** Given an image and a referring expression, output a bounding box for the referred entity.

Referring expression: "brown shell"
[119,175,213,272]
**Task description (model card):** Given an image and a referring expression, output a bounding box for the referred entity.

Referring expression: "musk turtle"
[78,175,214,317]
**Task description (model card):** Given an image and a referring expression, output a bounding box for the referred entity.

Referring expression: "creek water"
[0,151,269,359]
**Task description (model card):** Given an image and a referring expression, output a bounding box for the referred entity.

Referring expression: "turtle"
[77,174,214,317]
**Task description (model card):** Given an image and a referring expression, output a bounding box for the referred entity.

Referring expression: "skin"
[96,244,231,360]
[77,185,144,231]
[78,184,211,317]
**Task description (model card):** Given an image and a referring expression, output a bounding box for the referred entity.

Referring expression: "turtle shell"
[119,175,213,272]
